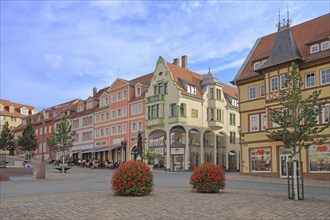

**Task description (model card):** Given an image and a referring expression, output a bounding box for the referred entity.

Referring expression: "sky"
[1,1,329,110]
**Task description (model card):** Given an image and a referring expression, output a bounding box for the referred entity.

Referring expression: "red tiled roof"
[0,99,37,118]
[129,73,154,86]
[166,62,238,99]
[236,13,330,80]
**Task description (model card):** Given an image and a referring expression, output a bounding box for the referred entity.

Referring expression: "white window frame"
[270,77,279,92]
[261,59,267,66]
[322,104,330,124]
[123,90,127,99]
[87,102,93,109]
[248,86,257,100]
[136,87,141,97]
[310,44,320,54]
[261,113,267,131]
[117,91,121,100]
[138,103,142,113]
[132,122,137,132]
[280,74,287,90]
[138,121,142,131]
[320,68,330,85]
[254,62,261,70]
[123,106,127,116]
[305,72,316,88]
[259,84,265,97]
[132,105,137,114]
[320,41,330,51]
[249,114,260,132]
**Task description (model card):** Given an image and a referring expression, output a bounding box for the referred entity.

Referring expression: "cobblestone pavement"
[1,156,329,220]
[1,188,329,220]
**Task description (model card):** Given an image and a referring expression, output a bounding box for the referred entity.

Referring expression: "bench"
[55,167,71,173]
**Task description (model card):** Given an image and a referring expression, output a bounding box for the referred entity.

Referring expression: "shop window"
[250,148,271,172]
[309,144,330,172]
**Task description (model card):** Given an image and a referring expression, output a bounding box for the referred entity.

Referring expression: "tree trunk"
[293,161,298,200]
[62,152,65,174]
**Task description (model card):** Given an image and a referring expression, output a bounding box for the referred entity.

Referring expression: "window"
[138,103,142,113]
[158,84,164,94]
[261,113,267,131]
[229,113,236,126]
[11,117,16,122]
[270,77,278,91]
[251,148,271,172]
[322,104,330,124]
[21,108,28,115]
[171,104,177,117]
[308,144,330,172]
[280,74,287,89]
[261,59,267,66]
[154,86,158,95]
[209,88,214,99]
[216,89,221,101]
[117,109,121,117]
[164,83,168,94]
[9,106,14,113]
[305,73,315,88]
[321,41,330,51]
[122,124,126,133]
[95,130,99,138]
[132,122,137,132]
[105,128,109,136]
[254,62,261,70]
[123,107,127,116]
[35,129,38,135]
[117,91,121,100]
[148,104,160,119]
[320,68,330,85]
[111,127,116,135]
[77,105,84,112]
[123,90,127,99]
[249,115,259,132]
[249,86,257,100]
[132,105,137,114]
[106,112,109,120]
[187,84,196,95]
[230,132,236,144]
[87,102,93,109]
[310,44,320,54]
[217,109,221,122]
[117,125,121,134]
[231,99,238,106]
[0,115,4,120]
[136,87,141,97]
[138,122,142,131]
[0,105,3,111]
[260,84,265,97]
[112,94,116,102]
[111,110,116,119]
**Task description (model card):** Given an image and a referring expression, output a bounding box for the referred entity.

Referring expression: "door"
[171,155,184,172]
[228,151,237,172]
[280,148,293,178]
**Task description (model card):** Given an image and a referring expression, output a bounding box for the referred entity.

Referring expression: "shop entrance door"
[280,148,292,178]
[171,155,184,172]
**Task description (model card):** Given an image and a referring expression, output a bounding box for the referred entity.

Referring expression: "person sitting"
[24,162,33,168]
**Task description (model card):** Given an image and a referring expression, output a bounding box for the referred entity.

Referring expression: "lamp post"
[41,109,45,162]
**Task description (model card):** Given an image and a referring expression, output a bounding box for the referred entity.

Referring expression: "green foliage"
[141,150,158,165]
[268,63,330,157]
[0,121,15,152]
[46,114,76,155]
[190,162,226,193]
[111,159,154,196]
[18,117,38,153]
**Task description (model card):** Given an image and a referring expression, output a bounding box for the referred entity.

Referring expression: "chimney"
[93,87,97,96]
[173,58,180,66]
[182,55,188,69]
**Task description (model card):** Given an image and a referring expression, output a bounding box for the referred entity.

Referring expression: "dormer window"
[9,106,14,113]
[261,59,267,66]
[187,84,196,95]
[31,109,38,115]
[253,62,261,70]
[0,105,3,111]
[232,99,238,107]
[321,41,330,51]
[20,107,28,115]
[100,98,109,107]
[136,87,141,97]
[87,102,93,110]
[77,105,84,112]
[310,44,320,54]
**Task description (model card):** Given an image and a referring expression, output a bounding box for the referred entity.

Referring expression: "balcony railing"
[146,118,164,128]
[169,116,187,124]
[146,94,165,104]
[208,120,224,128]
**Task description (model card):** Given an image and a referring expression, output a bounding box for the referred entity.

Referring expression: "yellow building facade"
[232,14,330,180]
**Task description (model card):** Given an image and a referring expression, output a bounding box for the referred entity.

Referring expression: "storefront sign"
[171,147,184,155]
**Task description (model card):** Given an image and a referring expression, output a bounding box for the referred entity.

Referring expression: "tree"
[0,121,16,156]
[47,114,76,173]
[267,63,330,200]
[18,117,38,161]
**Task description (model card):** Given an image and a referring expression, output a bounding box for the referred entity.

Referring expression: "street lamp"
[41,109,45,162]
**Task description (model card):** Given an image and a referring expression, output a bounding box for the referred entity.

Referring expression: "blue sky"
[1,1,328,110]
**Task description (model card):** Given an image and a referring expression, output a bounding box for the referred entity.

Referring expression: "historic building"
[13,99,80,160]
[145,55,240,171]
[0,99,38,131]
[231,14,330,179]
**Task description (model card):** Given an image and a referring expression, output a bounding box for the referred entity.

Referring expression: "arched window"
[170,126,186,145]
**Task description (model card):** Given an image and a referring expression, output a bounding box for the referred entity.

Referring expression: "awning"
[81,148,95,154]
[72,149,83,153]
[81,144,122,154]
